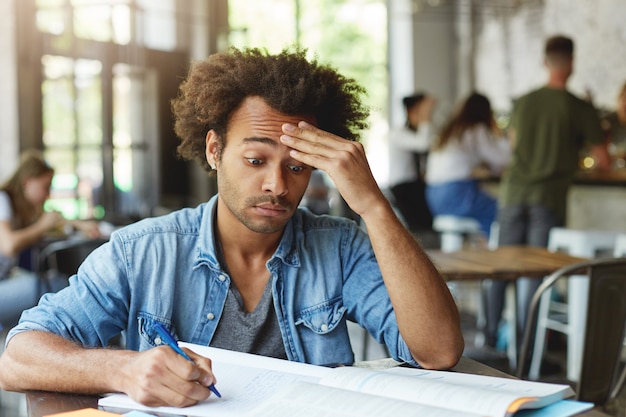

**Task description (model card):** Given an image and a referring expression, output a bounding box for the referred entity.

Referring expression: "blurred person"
[388,92,436,231]
[301,170,330,215]
[0,48,463,408]
[425,92,510,238]
[0,150,64,279]
[0,150,102,273]
[0,150,98,325]
[486,35,611,349]
[601,81,626,168]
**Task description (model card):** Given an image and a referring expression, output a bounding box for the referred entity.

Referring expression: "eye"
[246,158,263,166]
[288,164,306,173]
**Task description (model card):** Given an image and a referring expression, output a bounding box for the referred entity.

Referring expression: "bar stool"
[529,228,620,381]
[432,215,485,344]
[432,215,481,253]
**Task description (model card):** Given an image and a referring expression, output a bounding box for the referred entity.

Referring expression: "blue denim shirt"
[8,195,418,366]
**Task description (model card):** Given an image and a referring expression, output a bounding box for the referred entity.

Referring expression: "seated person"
[0,47,464,408]
[425,92,510,238]
[388,92,436,231]
[0,151,99,325]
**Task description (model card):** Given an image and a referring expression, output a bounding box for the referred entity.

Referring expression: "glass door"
[28,0,187,222]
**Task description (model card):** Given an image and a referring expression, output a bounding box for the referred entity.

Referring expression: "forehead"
[27,172,53,182]
[226,96,316,145]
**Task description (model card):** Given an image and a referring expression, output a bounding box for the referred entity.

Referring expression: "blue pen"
[153,322,222,398]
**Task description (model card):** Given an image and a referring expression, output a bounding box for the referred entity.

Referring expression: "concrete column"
[184,0,228,206]
[455,0,474,98]
[387,0,415,128]
[410,1,456,124]
[0,0,19,181]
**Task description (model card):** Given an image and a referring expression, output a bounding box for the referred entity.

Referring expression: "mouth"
[253,203,289,217]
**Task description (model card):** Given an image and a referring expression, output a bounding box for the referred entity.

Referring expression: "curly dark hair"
[172,47,369,171]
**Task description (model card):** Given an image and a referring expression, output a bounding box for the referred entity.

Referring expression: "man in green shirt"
[484,35,610,349]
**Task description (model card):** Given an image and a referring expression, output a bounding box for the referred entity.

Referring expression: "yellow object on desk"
[44,408,121,416]
[44,408,155,417]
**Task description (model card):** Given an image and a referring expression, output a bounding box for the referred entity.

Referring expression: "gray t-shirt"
[210,279,287,359]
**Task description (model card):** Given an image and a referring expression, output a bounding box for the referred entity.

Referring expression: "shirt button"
[155,336,162,345]
[207,313,215,320]
[320,324,329,332]
[218,274,226,282]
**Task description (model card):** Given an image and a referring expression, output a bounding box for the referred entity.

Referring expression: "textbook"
[98,343,592,417]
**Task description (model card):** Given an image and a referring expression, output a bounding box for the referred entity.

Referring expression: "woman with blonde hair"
[0,150,97,325]
[0,150,65,277]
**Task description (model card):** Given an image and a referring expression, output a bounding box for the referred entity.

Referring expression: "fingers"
[280,121,386,217]
[185,348,217,388]
[39,211,65,231]
[126,347,216,407]
[282,121,350,150]
[280,121,365,169]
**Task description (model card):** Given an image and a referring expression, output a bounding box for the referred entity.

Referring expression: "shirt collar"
[194,194,301,271]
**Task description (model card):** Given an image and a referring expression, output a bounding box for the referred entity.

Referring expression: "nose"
[262,165,288,197]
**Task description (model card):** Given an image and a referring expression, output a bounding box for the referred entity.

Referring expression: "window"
[42,55,103,219]
[30,0,191,221]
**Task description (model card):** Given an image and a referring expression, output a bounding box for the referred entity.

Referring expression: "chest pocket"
[295,296,347,334]
[137,311,178,349]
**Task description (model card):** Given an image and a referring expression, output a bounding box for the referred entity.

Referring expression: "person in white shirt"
[425,93,510,238]
[388,93,436,231]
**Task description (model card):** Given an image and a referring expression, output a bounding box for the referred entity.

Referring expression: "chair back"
[548,227,619,257]
[517,257,626,405]
[579,259,626,404]
[38,238,107,277]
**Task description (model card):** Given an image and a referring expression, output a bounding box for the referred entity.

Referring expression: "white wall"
[473,0,626,113]
[469,0,626,231]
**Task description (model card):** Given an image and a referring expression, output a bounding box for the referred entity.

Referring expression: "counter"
[480,169,626,233]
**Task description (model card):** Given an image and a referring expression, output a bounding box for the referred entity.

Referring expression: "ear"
[205,130,219,170]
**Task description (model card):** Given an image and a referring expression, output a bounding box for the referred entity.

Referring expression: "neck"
[215,200,282,261]
[546,73,568,89]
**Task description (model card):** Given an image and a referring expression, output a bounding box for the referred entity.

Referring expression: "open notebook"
[98,343,592,417]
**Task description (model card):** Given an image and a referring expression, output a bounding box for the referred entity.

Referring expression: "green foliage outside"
[228,0,388,145]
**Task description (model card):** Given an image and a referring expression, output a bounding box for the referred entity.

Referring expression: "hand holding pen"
[153,322,222,398]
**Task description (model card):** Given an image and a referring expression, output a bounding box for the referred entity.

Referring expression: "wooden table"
[427,245,587,282]
[427,245,588,369]
[22,356,609,417]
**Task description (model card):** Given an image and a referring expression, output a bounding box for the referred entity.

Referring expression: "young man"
[486,35,610,348]
[0,48,463,408]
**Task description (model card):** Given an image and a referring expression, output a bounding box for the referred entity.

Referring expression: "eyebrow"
[242,137,278,147]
